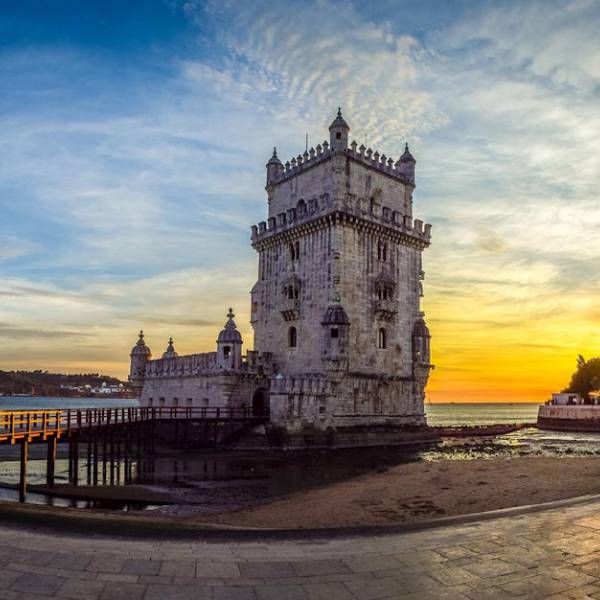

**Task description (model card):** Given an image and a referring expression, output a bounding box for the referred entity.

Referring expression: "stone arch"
[252,387,269,417]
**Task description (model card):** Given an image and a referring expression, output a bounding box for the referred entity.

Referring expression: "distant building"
[130,110,433,435]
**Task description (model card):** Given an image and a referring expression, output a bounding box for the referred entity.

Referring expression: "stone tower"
[251,110,432,432]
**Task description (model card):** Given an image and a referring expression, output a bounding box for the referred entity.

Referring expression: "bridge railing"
[0,406,265,443]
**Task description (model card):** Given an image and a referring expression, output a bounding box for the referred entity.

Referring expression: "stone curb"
[1,491,600,542]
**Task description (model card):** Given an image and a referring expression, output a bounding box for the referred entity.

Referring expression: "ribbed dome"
[130,330,152,357]
[413,318,430,338]
[322,304,350,325]
[266,147,283,166]
[328,107,349,131]
[217,308,243,344]
[162,337,178,359]
[400,143,416,164]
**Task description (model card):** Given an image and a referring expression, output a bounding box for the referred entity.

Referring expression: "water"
[2,398,600,514]
[426,402,540,426]
[0,396,139,410]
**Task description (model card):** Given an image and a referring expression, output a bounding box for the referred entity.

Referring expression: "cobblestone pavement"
[4,500,600,599]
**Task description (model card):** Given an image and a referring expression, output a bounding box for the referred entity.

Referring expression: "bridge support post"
[71,433,79,486]
[116,435,121,484]
[102,433,107,485]
[109,433,115,486]
[93,434,98,486]
[46,435,57,488]
[86,437,92,485]
[19,439,28,503]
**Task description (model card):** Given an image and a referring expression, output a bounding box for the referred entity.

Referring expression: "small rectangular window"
[330,328,339,338]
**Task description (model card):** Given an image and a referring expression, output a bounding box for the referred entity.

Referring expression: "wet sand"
[196,456,600,529]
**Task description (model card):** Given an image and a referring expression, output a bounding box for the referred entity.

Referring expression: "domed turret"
[329,107,349,151]
[321,304,350,325]
[397,143,416,183]
[216,308,243,369]
[412,316,431,365]
[129,330,152,388]
[162,337,178,359]
[266,147,284,186]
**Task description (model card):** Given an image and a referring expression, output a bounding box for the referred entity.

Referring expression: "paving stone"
[48,553,92,571]
[57,577,105,600]
[161,560,196,578]
[144,583,210,600]
[291,559,351,577]
[0,570,21,587]
[254,584,309,600]
[87,557,126,574]
[196,561,241,579]
[96,573,139,583]
[462,558,520,579]
[213,586,257,600]
[303,582,355,600]
[342,555,405,573]
[344,577,408,600]
[99,582,147,600]
[238,561,295,579]
[6,549,55,567]
[121,558,162,576]
[10,572,65,595]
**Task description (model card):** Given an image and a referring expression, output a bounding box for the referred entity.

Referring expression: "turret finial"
[272,147,278,158]
[136,330,145,345]
[337,107,342,117]
[227,307,235,320]
[405,143,409,152]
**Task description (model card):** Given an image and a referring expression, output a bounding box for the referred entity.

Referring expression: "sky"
[0,0,599,403]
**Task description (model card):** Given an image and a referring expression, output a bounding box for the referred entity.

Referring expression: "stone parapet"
[252,210,431,250]
[268,141,414,188]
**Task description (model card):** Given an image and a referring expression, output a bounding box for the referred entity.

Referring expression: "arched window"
[377,328,386,349]
[288,326,297,348]
[289,242,296,261]
[223,345,231,358]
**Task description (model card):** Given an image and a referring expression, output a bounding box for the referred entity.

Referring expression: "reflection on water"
[2,422,600,514]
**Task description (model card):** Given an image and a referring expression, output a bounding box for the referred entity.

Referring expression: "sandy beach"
[195,456,600,529]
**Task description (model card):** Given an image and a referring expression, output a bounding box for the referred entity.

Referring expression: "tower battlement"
[267,140,416,188]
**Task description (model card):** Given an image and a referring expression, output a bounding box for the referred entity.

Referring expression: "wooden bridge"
[0,407,267,502]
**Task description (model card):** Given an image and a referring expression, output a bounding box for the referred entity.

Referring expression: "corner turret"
[266,147,284,186]
[412,316,431,366]
[397,143,416,184]
[216,308,243,370]
[129,330,152,389]
[329,108,349,151]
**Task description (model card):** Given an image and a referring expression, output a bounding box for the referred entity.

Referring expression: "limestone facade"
[130,110,432,433]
